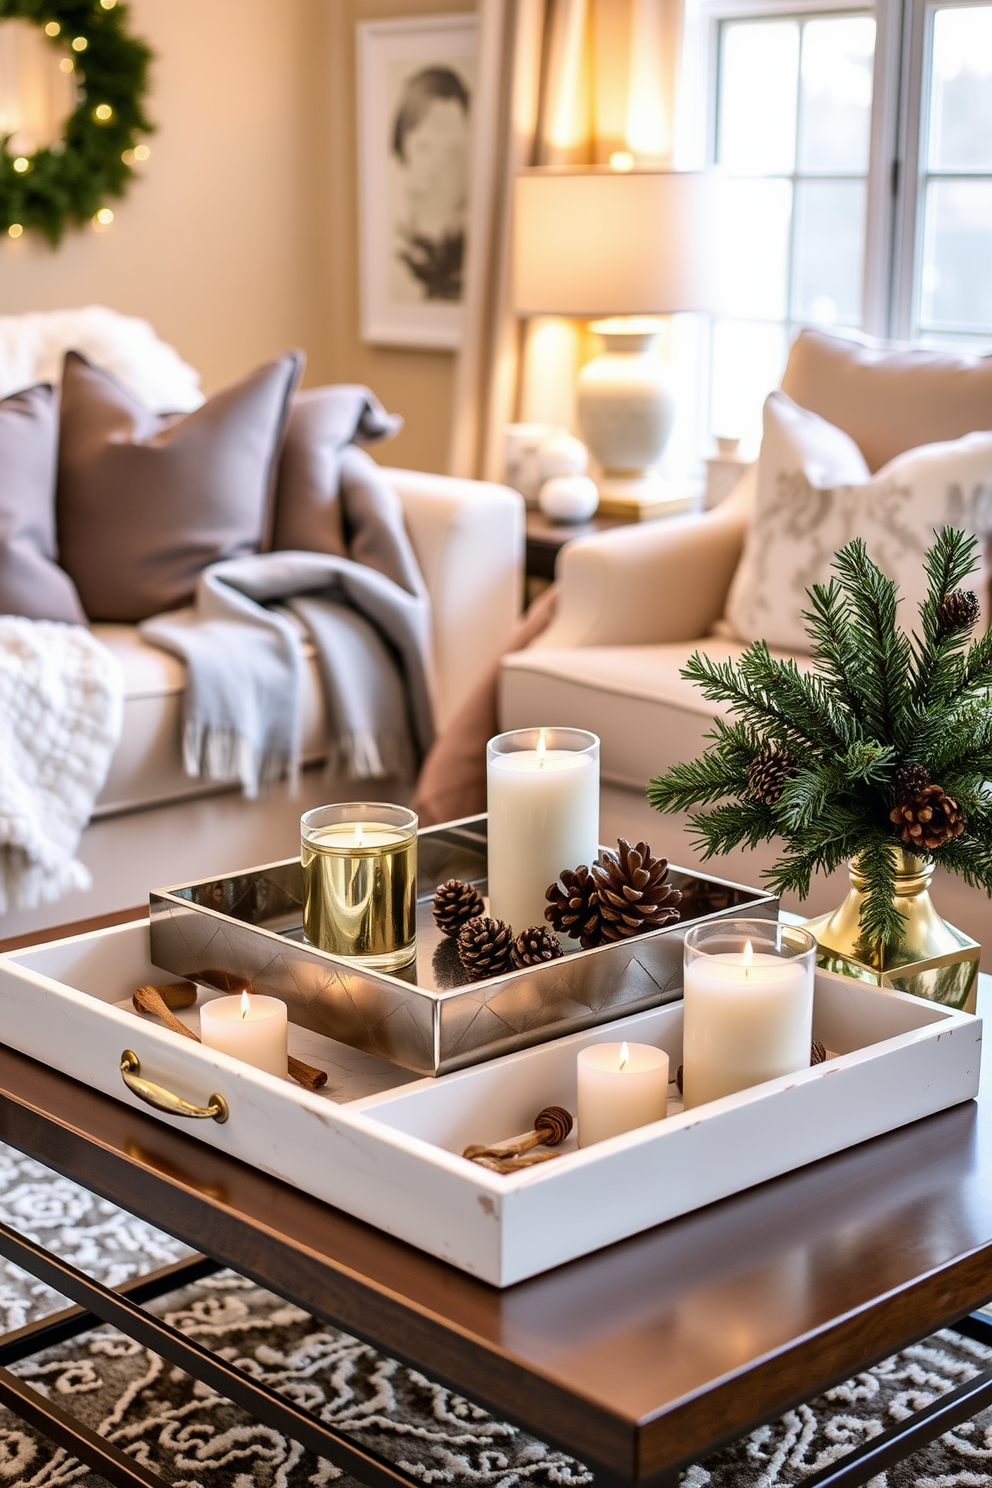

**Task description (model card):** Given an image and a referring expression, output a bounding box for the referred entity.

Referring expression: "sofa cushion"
[271,384,403,555]
[781,329,992,473]
[724,392,992,652]
[0,383,85,623]
[57,350,302,622]
[92,624,328,817]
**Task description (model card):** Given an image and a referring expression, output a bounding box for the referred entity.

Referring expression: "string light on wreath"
[0,0,153,245]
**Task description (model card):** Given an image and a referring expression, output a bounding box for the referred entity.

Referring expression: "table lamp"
[513,168,720,518]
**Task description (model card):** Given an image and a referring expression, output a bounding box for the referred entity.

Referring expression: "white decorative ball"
[538,474,600,524]
[537,434,588,482]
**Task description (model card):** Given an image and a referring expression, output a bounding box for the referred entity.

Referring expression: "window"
[710,11,876,449]
[676,0,992,462]
[914,4,992,343]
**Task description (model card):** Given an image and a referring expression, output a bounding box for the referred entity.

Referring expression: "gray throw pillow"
[270,384,402,555]
[0,383,85,623]
[57,349,303,622]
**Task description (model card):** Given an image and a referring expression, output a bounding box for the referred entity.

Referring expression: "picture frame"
[356,14,478,350]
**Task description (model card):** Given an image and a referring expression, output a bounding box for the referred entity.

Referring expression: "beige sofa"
[499,330,992,958]
[4,465,523,941]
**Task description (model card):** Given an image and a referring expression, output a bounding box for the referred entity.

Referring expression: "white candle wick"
[240,990,250,1020]
[743,938,753,977]
[354,822,364,848]
[619,1040,630,1072]
[536,729,547,769]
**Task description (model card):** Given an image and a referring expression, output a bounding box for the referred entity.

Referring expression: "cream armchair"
[499,329,992,953]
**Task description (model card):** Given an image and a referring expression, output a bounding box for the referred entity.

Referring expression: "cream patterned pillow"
[724,392,992,653]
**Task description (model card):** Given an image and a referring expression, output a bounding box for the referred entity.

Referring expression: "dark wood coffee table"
[0,910,991,1488]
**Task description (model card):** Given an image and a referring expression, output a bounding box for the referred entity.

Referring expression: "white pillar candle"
[577,1040,669,1146]
[682,941,814,1109]
[487,728,599,939]
[199,992,288,1078]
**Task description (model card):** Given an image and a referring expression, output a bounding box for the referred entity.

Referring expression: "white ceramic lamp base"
[577,319,692,520]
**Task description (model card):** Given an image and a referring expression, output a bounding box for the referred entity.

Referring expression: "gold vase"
[803,848,980,1012]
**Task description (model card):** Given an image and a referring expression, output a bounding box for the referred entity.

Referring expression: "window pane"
[928,6,992,172]
[719,21,799,174]
[920,177,992,330]
[710,319,789,454]
[792,179,867,323]
[797,16,875,173]
[720,178,793,320]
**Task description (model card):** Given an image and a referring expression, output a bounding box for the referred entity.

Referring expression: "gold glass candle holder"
[301,803,418,972]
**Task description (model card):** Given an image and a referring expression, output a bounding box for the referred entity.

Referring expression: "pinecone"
[938,587,981,636]
[545,865,602,950]
[892,763,930,805]
[889,783,966,851]
[746,745,797,805]
[511,925,565,968]
[456,916,515,980]
[432,879,485,936]
[811,1039,827,1065]
[591,839,682,943]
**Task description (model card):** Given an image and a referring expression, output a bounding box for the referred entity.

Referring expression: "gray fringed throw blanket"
[140,450,434,799]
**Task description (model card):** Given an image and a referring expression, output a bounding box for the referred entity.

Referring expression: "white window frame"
[678,0,992,346]
[890,0,992,341]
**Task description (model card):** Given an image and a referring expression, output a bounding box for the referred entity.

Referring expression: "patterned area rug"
[0,1141,991,1488]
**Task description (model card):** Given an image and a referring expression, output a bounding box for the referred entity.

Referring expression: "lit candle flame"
[354,822,364,848]
[619,1041,630,1072]
[240,990,251,1020]
[536,729,547,768]
[743,939,753,976]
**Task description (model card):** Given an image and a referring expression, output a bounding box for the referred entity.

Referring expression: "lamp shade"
[513,168,720,318]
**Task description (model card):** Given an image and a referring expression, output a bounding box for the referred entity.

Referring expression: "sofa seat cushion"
[500,639,801,790]
[92,624,328,817]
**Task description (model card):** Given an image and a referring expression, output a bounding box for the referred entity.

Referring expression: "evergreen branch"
[933,836,992,892]
[850,834,902,951]
[909,528,981,710]
[647,751,745,812]
[737,647,858,750]
[830,540,911,739]
[680,646,848,754]
[686,800,780,858]
[803,579,876,722]
[960,630,992,694]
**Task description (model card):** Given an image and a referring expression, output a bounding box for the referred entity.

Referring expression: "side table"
[525,510,634,593]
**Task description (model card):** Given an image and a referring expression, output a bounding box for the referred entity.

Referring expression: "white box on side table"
[0,921,981,1286]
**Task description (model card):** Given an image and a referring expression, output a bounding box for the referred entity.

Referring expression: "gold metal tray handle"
[120,1050,229,1123]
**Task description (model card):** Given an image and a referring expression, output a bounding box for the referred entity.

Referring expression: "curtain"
[449,0,684,480]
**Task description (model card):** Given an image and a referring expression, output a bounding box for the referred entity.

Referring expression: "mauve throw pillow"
[270,384,402,555]
[0,383,85,624]
[57,349,303,622]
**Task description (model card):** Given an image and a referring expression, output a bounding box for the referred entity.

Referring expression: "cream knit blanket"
[0,620,123,914]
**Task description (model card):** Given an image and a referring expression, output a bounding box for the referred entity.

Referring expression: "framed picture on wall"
[356,14,478,350]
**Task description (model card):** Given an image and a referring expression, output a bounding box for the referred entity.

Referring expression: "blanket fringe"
[183,721,299,801]
[325,730,415,783]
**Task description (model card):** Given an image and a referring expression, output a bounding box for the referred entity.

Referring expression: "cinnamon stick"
[133,984,327,1091]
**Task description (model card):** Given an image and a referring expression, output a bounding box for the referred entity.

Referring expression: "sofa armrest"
[537,469,753,650]
[381,467,524,729]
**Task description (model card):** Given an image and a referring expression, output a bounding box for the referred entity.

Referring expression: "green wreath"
[0,0,152,244]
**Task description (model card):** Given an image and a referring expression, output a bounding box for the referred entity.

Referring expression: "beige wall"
[321,0,474,473]
[0,0,466,472]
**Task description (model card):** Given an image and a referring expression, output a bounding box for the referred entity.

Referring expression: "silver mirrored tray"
[149,815,778,1075]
